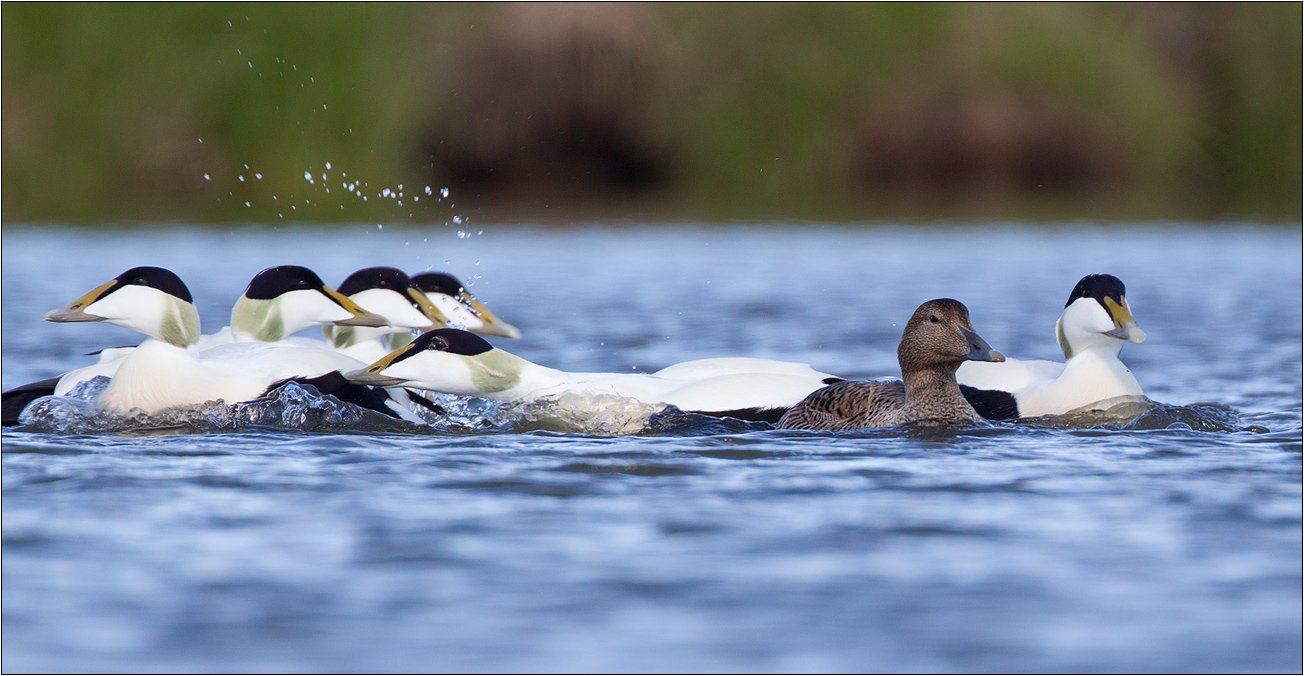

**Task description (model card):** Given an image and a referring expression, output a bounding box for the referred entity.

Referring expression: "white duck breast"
[956,273,1147,419]
[349,328,841,421]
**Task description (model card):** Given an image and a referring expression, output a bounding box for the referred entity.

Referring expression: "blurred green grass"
[3,2,1299,223]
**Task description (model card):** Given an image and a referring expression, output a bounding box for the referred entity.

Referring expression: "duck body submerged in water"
[348,328,844,423]
[777,299,1004,431]
[956,274,1146,419]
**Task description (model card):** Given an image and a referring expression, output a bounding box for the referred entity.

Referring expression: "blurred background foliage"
[2,2,1299,223]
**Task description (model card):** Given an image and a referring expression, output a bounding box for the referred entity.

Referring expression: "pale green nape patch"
[1055,315,1074,360]
[386,332,415,351]
[467,349,525,393]
[325,325,356,349]
[230,297,288,342]
[159,298,202,347]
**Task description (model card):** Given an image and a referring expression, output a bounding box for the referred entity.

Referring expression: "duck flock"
[1,265,1148,432]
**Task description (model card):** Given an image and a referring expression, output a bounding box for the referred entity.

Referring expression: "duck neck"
[460,349,557,399]
[158,300,202,348]
[324,324,398,349]
[230,297,288,342]
[901,365,979,420]
[1056,311,1123,361]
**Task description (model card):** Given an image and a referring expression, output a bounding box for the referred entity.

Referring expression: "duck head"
[43,266,201,348]
[1056,274,1146,359]
[411,272,522,339]
[230,265,387,342]
[346,327,526,395]
[324,267,441,348]
[897,298,1005,374]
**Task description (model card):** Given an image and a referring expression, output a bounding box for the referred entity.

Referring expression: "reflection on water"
[2,222,1301,672]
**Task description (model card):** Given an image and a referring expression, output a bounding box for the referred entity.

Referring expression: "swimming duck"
[211,265,388,345]
[776,299,1004,430]
[1,267,414,422]
[408,272,521,339]
[318,267,444,363]
[956,274,1146,419]
[43,265,387,398]
[346,328,844,422]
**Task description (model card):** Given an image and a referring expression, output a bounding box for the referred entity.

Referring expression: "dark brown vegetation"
[2,3,1299,223]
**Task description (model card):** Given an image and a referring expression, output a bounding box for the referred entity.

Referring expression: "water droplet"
[440,187,450,198]
[382,188,391,197]
[238,175,245,182]
[304,171,313,182]
[326,162,332,170]
[203,173,210,180]
[413,196,419,202]
[425,186,433,195]
[197,138,203,143]
[453,216,462,224]
[377,224,383,230]
[245,201,251,207]
[255,173,263,180]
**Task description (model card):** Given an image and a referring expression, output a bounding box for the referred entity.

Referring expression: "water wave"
[14,377,1261,437]
[1016,396,1253,433]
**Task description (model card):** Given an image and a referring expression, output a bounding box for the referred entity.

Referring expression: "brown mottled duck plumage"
[777,299,1004,431]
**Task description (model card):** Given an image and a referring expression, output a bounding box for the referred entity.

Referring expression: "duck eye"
[432,336,449,351]
[928,315,939,323]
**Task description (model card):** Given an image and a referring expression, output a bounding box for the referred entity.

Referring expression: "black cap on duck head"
[410,272,464,296]
[337,267,414,296]
[410,327,494,356]
[1066,274,1126,309]
[243,265,327,300]
[111,266,193,303]
[898,298,1004,371]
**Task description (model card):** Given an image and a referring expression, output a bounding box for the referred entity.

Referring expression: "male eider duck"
[347,328,843,423]
[208,265,388,345]
[409,272,522,339]
[777,299,1004,430]
[1,267,416,422]
[318,267,445,363]
[956,273,1146,419]
[43,265,387,398]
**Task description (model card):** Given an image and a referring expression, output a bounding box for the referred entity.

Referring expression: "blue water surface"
[3,222,1301,672]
